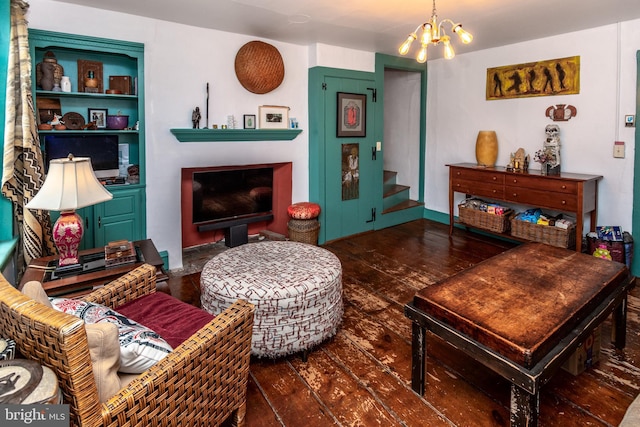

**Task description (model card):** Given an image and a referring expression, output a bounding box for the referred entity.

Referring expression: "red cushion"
[287,202,321,219]
[115,292,214,349]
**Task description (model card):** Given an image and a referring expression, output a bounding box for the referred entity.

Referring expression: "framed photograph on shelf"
[258,105,289,129]
[337,92,366,137]
[88,108,108,128]
[243,114,256,129]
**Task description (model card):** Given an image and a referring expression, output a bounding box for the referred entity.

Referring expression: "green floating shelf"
[170,128,302,142]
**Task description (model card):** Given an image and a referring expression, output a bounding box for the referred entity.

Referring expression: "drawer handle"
[561,185,566,189]
[492,190,497,193]
[456,172,461,176]
[492,176,497,181]
[456,184,461,188]
[561,200,566,205]
[512,179,518,183]
[512,193,517,197]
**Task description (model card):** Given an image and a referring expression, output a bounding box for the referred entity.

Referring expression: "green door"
[322,76,378,242]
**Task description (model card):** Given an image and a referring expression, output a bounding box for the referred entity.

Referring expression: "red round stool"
[287,202,321,245]
[287,202,321,220]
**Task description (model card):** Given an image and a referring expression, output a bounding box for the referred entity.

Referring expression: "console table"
[448,163,602,252]
[20,239,168,297]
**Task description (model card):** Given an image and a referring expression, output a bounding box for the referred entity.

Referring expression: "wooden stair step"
[384,184,410,198]
[383,170,397,184]
[382,199,422,214]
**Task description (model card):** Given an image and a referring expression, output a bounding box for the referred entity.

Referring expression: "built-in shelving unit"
[29,29,146,250]
[170,128,302,142]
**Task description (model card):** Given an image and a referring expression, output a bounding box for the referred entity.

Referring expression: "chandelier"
[399,0,473,63]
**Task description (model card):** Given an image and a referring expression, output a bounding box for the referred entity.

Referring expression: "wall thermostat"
[625,114,635,127]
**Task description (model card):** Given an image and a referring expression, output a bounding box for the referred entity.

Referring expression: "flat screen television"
[192,167,274,228]
[43,134,120,179]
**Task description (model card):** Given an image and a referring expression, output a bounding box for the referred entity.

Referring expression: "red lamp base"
[53,210,84,267]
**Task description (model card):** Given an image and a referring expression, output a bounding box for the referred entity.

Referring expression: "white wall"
[309,43,374,72]
[28,0,310,269]
[426,21,639,232]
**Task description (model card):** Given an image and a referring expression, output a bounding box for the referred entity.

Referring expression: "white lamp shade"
[26,156,113,211]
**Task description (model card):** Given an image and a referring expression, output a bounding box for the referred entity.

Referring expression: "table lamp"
[26,154,113,267]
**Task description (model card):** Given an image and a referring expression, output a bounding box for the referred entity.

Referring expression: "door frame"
[308,66,376,244]
[373,54,427,229]
[632,50,640,276]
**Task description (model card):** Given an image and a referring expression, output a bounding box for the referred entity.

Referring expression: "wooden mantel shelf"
[170,128,302,142]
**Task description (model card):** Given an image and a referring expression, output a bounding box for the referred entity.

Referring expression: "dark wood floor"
[162,219,640,427]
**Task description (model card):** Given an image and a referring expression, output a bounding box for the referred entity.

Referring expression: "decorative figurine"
[534,124,561,175]
[192,107,201,129]
[507,148,529,172]
[50,113,64,126]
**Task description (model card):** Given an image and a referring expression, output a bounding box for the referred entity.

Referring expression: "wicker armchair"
[0,264,254,427]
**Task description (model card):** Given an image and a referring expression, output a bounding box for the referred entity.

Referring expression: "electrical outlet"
[376,141,382,151]
[613,141,625,158]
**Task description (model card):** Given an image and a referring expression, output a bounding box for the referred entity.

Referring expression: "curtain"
[1,0,55,274]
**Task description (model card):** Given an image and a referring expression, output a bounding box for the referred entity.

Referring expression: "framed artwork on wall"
[243,114,256,129]
[258,106,289,129]
[88,108,108,128]
[337,92,366,137]
[486,56,580,100]
[342,143,360,200]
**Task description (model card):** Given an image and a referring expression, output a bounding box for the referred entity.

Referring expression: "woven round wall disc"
[235,41,284,94]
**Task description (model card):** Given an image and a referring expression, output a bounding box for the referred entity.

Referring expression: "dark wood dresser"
[447,163,602,252]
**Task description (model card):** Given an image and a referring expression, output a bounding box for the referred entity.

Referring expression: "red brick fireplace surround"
[181,162,292,249]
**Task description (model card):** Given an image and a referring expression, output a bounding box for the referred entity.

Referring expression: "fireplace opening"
[181,163,292,248]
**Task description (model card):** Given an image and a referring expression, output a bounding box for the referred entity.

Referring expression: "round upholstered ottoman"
[287,202,321,245]
[200,241,342,358]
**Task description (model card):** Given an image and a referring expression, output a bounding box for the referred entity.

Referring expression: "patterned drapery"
[2,0,55,273]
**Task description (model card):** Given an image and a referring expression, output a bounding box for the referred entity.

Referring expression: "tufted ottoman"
[200,241,343,358]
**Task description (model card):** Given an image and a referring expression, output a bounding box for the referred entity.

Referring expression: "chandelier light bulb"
[442,36,455,59]
[399,33,416,55]
[453,24,473,44]
[420,27,432,45]
[417,45,428,63]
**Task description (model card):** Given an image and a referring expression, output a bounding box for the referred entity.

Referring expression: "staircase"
[382,170,422,214]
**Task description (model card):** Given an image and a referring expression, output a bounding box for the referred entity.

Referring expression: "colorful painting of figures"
[486,56,580,100]
[342,143,359,201]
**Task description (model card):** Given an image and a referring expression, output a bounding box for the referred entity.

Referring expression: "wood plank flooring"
[163,219,640,427]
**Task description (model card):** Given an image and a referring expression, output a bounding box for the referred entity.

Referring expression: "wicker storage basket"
[458,205,511,233]
[288,219,320,245]
[510,218,576,248]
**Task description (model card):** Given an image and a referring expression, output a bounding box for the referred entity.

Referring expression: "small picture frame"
[243,114,256,129]
[258,106,289,129]
[88,108,108,128]
[337,92,366,137]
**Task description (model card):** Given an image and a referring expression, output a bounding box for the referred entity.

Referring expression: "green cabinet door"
[93,188,145,247]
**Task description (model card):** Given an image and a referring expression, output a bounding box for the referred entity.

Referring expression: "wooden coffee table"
[404,242,634,427]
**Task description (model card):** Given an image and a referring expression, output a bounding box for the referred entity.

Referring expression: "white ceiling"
[53,0,640,60]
